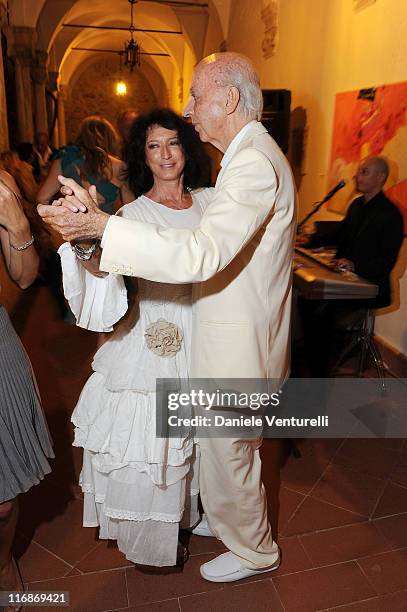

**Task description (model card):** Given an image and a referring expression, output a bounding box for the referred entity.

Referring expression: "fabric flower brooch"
[144,319,183,357]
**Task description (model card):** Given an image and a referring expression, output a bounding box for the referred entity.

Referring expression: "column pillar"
[0,3,9,150]
[8,26,36,143]
[47,70,59,148]
[57,85,67,146]
[0,38,9,150]
[32,50,49,135]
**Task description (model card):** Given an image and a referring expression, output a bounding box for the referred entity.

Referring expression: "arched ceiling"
[7,0,225,111]
[53,10,181,91]
[8,0,46,27]
[8,0,229,45]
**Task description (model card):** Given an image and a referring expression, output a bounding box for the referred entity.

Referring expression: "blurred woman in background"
[37,116,134,322]
[37,115,133,212]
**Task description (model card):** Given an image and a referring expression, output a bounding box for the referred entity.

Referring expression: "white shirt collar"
[220,120,257,169]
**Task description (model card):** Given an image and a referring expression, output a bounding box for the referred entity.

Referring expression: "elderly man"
[38,52,297,582]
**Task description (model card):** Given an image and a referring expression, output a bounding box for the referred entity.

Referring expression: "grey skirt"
[0,305,54,503]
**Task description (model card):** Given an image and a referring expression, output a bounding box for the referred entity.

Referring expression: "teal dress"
[53,145,119,214]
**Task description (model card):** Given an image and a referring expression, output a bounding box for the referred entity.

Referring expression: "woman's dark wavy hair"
[124,108,211,197]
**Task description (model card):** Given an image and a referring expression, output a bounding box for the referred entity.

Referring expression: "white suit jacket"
[100,122,297,381]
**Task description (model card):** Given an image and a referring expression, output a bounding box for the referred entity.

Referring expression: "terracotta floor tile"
[48,444,83,484]
[281,496,365,537]
[357,548,407,595]
[179,532,226,556]
[281,441,332,495]
[19,488,98,565]
[311,438,345,457]
[387,439,406,451]
[300,522,390,567]
[372,481,407,518]
[26,569,128,612]
[296,439,343,460]
[179,579,283,611]
[126,554,220,606]
[17,478,74,534]
[13,534,73,583]
[119,600,180,612]
[373,513,407,549]
[332,439,400,480]
[311,464,385,517]
[275,536,313,574]
[390,453,407,488]
[76,541,133,573]
[326,588,407,611]
[64,568,82,577]
[272,561,375,611]
[277,486,306,536]
[45,444,83,500]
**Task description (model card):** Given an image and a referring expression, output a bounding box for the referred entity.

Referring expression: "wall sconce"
[116,80,127,96]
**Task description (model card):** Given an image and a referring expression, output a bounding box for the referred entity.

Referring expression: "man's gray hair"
[203,53,263,120]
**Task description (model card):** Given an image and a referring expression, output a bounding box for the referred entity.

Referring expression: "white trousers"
[198,435,278,569]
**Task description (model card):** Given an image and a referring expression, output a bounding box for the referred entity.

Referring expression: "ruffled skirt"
[72,373,199,566]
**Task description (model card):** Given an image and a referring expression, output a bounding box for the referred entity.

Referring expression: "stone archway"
[64,55,157,141]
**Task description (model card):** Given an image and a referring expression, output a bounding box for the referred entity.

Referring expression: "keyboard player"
[296,156,403,376]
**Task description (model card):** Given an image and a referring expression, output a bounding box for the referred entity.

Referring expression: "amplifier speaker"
[261,89,291,153]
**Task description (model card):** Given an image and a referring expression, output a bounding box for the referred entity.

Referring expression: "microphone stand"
[297,180,347,234]
[297,198,326,234]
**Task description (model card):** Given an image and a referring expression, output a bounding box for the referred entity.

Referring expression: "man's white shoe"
[200,550,280,583]
[191,514,215,537]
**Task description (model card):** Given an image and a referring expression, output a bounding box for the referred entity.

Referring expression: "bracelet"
[71,241,98,261]
[10,235,35,251]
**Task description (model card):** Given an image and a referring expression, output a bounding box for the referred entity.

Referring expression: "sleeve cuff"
[100,216,113,248]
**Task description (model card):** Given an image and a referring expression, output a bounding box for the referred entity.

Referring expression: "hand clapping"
[37,176,110,242]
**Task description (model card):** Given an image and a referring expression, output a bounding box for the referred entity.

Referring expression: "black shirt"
[308,191,404,307]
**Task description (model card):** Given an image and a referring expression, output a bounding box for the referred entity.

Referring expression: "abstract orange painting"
[328,81,407,232]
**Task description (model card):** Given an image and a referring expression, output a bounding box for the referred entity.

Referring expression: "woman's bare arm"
[37,158,62,205]
[0,177,39,288]
[111,157,135,205]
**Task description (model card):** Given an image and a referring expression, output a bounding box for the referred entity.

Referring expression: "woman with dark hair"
[37,115,134,213]
[0,170,53,607]
[57,108,212,567]
[125,107,211,196]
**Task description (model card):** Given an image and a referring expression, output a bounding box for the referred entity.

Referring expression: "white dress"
[58,190,212,566]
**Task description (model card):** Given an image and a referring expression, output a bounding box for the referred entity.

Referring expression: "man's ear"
[225,86,240,115]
